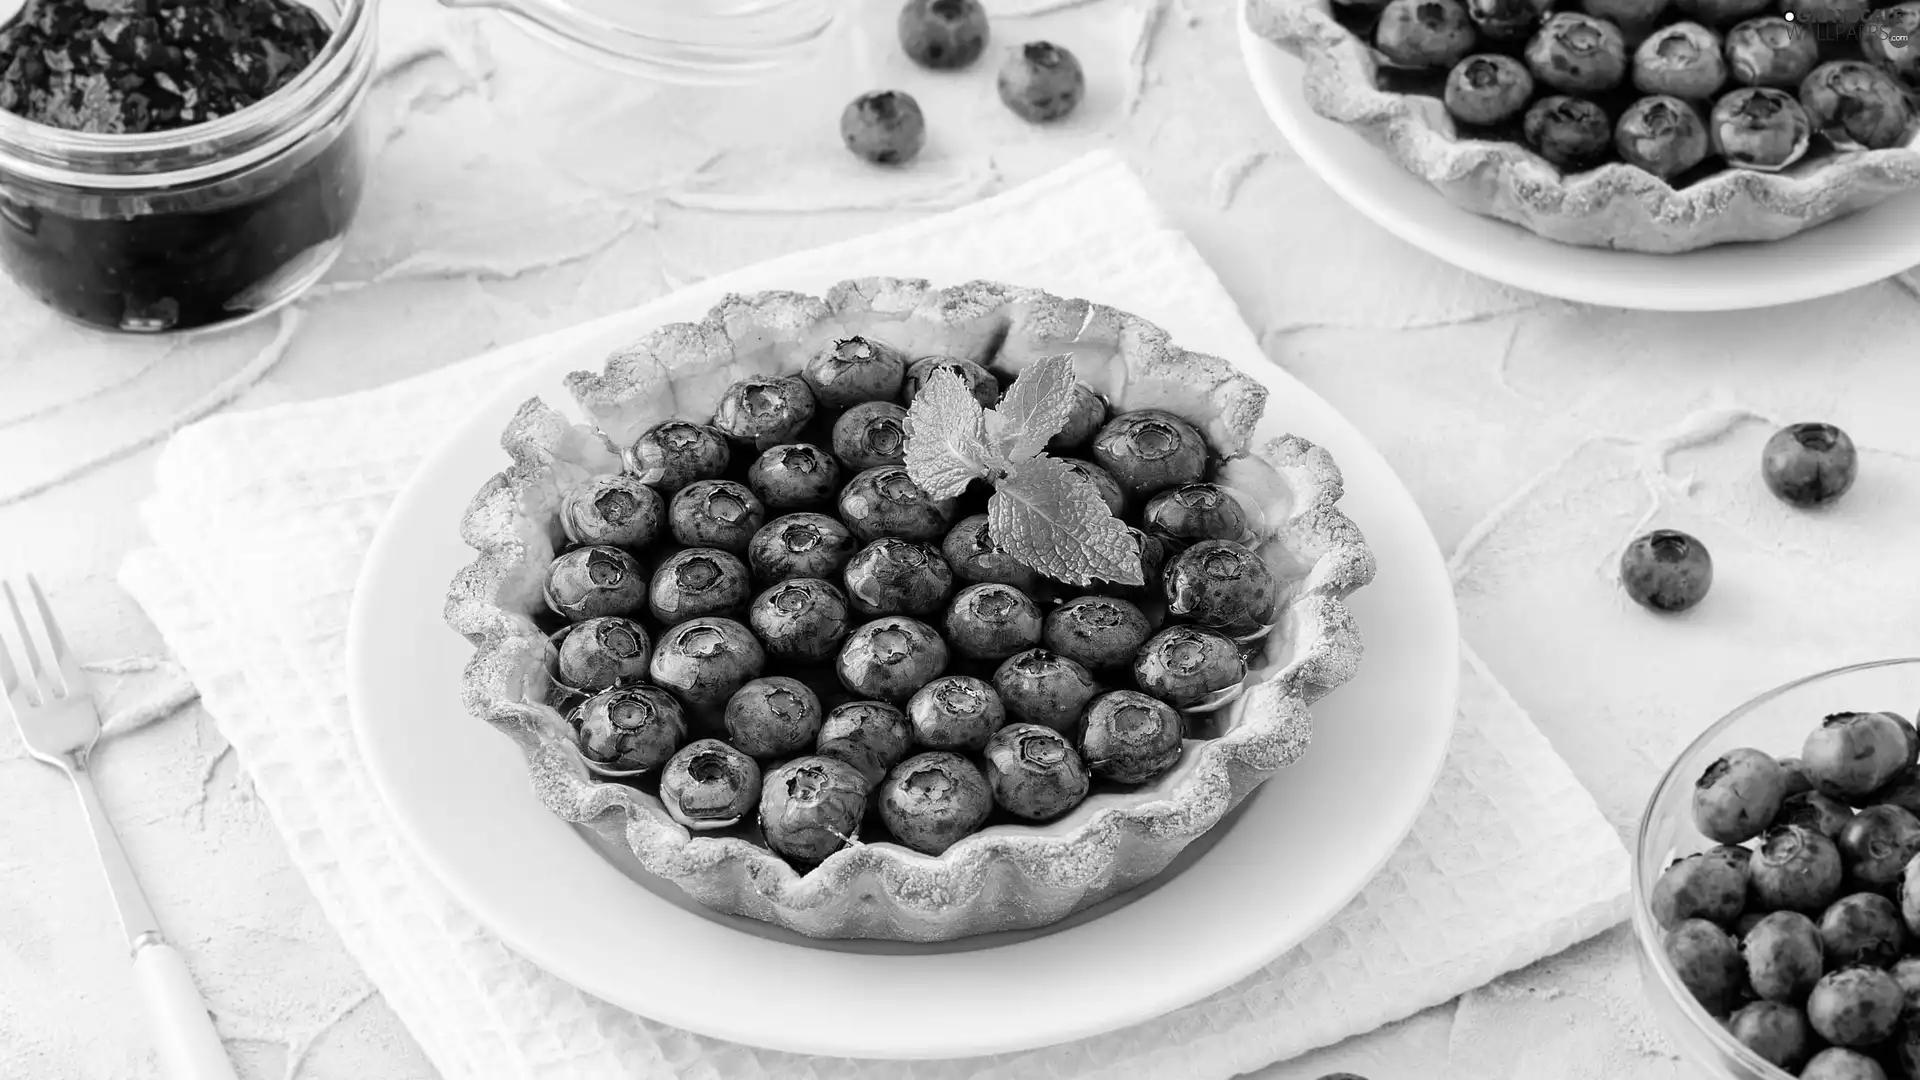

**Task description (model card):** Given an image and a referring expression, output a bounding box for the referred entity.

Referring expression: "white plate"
[346,268,1460,1060]
[1236,4,1920,311]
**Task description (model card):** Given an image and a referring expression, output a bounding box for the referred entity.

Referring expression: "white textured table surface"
[3,0,1919,1077]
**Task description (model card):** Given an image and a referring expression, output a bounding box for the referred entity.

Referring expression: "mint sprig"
[904,355,1144,587]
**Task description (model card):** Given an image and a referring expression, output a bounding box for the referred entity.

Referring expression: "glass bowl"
[439,0,841,84]
[1632,657,1920,1080]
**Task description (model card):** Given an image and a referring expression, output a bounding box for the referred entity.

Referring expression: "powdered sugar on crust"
[1246,0,1920,253]
[445,279,1375,941]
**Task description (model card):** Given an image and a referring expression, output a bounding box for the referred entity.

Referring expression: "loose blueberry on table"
[1332,0,1920,188]
[1652,707,1920,1073]
[530,348,1285,870]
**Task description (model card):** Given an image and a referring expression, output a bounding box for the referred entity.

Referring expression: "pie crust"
[446,278,1376,940]
[1247,0,1920,253]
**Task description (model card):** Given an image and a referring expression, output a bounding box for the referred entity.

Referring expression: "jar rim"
[0,0,377,188]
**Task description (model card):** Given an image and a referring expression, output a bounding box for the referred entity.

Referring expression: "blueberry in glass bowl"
[449,279,1375,941]
[1633,659,1920,1080]
[0,0,376,333]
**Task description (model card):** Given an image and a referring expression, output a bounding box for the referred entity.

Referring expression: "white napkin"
[120,151,1630,1080]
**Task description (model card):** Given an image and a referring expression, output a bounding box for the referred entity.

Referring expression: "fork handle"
[132,935,240,1080]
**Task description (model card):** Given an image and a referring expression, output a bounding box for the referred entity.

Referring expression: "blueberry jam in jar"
[0,0,375,333]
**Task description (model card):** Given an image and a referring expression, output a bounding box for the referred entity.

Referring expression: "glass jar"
[439,0,840,84]
[0,0,377,334]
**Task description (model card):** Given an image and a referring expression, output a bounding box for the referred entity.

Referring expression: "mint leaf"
[988,456,1145,587]
[905,369,1000,500]
[991,353,1077,462]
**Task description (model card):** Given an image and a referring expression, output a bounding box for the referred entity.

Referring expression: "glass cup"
[0,0,377,335]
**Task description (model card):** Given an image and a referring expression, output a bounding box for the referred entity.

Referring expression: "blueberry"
[1088,527,1177,610]
[1133,625,1246,710]
[902,356,999,408]
[983,723,1091,822]
[1891,955,1920,1013]
[1651,845,1751,928]
[1619,529,1712,613]
[907,675,1007,752]
[759,755,868,865]
[841,90,926,166]
[545,546,648,621]
[1091,410,1210,500]
[1801,1048,1889,1080]
[1525,13,1629,92]
[1694,747,1793,844]
[1062,458,1128,518]
[844,538,954,618]
[1800,61,1915,150]
[1743,910,1825,1002]
[648,617,766,713]
[1727,1000,1814,1071]
[748,578,851,663]
[1780,756,1816,798]
[1444,54,1537,125]
[711,374,817,450]
[670,480,765,554]
[1632,22,1727,98]
[1375,0,1478,68]
[941,514,1039,592]
[1164,540,1277,638]
[571,684,687,774]
[560,473,664,549]
[1711,87,1813,172]
[839,466,959,544]
[837,616,950,703]
[1615,95,1711,179]
[1806,713,1913,802]
[1079,690,1184,784]
[1838,806,1920,889]
[992,648,1099,732]
[1043,595,1151,671]
[1752,825,1845,914]
[1047,384,1108,454]
[1522,94,1614,168]
[747,444,840,511]
[898,0,990,71]
[554,616,652,692]
[944,583,1043,660]
[660,739,760,830]
[1763,423,1858,508]
[997,41,1085,122]
[1725,17,1820,89]
[879,752,993,855]
[1863,4,1920,82]
[1873,766,1920,818]
[1469,0,1551,39]
[624,421,731,493]
[1808,966,1904,1046]
[815,700,914,791]
[724,676,824,760]
[748,513,859,583]
[1736,910,1769,938]
[1664,917,1748,1015]
[832,401,910,473]
[1781,791,1857,840]
[649,548,751,625]
[1820,892,1906,968]
[804,335,908,409]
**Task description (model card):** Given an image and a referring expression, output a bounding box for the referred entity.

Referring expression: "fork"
[1,575,239,1080]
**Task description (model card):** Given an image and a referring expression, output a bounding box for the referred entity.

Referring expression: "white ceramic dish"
[346,264,1460,1059]
[1236,3,1920,312]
